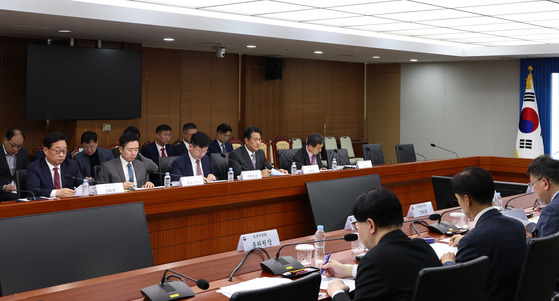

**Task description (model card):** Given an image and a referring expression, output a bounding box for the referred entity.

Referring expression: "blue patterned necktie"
[127,162,134,183]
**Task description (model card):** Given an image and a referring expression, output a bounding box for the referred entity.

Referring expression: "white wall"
[400,60,520,159]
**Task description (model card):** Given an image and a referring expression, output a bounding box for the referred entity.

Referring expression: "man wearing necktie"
[174,123,197,156]
[171,132,217,182]
[293,133,327,171]
[26,132,83,198]
[228,126,288,178]
[0,128,30,201]
[140,124,176,165]
[98,132,154,190]
[208,123,234,154]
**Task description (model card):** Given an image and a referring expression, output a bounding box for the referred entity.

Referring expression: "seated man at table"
[175,123,197,155]
[208,123,233,154]
[526,155,559,238]
[323,187,441,301]
[73,131,113,179]
[112,126,158,172]
[440,167,526,301]
[292,133,326,171]
[26,132,83,198]
[228,126,287,178]
[171,131,216,182]
[140,124,176,165]
[97,132,154,190]
[1,128,30,201]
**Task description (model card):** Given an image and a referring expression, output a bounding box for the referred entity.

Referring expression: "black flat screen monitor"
[305,174,382,232]
[431,176,529,210]
[0,202,153,296]
[26,44,142,120]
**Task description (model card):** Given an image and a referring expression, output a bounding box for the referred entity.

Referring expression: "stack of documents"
[218,277,292,298]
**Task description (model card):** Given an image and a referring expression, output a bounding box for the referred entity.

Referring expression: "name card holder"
[344,215,357,230]
[96,183,125,195]
[355,160,373,169]
[178,175,205,187]
[240,170,262,180]
[406,201,435,218]
[237,229,280,252]
[301,165,320,174]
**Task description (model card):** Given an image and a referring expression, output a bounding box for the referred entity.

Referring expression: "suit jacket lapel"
[0,150,9,175]
[115,159,127,182]
[132,160,145,185]
[241,147,253,169]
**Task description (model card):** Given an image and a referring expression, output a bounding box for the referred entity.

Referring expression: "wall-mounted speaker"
[265,58,283,80]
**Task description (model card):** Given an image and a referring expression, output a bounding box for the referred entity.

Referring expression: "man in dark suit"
[175,123,197,155]
[73,131,113,179]
[171,131,216,182]
[292,133,326,171]
[526,155,559,239]
[228,126,287,178]
[441,167,526,301]
[208,123,233,154]
[98,132,154,190]
[323,188,441,300]
[0,128,30,201]
[26,132,83,198]
[140,124,176,165]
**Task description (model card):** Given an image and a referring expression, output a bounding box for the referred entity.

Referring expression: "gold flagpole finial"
[528,65,533,73]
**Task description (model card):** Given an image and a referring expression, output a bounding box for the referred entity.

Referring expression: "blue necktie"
[127,162,134,183]
[221,143,226,153]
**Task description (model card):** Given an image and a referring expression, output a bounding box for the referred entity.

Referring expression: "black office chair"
[211,153,229,180]
[326,148,351,168]
[276,149,298,171]
[514,231,559,301]
[158,156,179,183]
[362,143,386,165]
[229,272,321,301]
[14,169,28,199]
[395,143,417,163]
[412,256,490,301]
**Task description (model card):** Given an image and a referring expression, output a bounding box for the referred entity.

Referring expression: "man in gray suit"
[97,132,154,190]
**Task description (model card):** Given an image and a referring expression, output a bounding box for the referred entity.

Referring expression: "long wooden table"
[0,157,531,266]
[0,193,538,301]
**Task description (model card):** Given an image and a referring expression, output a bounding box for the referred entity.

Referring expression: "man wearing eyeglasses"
[527,155,559,239]
[208,123,233,154]
[27,132,83,198]
[0,128,29,201]
[171,132,216,182]
[73,131,113,179]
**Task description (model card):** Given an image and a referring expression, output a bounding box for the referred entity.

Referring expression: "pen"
[319,252,332,275]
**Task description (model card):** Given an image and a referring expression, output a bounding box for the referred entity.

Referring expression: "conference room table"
[0,192,538,301]
[0,156,532,266]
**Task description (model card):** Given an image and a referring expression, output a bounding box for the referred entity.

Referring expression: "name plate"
[237,229,280,252]
[406,201,435,218]
[344,215,357,230]
[355,160,373,169]
[95,183,125,195]
[240,170,262,180]
[179,175,205,187]
[301,165,320,174]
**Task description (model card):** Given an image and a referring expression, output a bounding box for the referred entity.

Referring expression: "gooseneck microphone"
[397,146,427,161]
[427,207,463,234]
[364,147,394,164]
[64,175,109,185]
[504,192,535,210]
[430,143,459,158]
[11,189,37,201]
[260,233,358,275]
[141,268,209,301]
[147,170,184,179]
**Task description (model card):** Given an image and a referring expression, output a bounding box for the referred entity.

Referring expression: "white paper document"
[218,277,292,298]
[271,169,287,176]
[430,242,458,259]
[320,276,356,292]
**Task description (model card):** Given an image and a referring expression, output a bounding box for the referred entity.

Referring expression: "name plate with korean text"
[237,229,281,252]
[95,183,125,195]
[179,175,205,187]
[355,160,373,169]
[406,201,434,218]
[240,170,262,180]
[301,165,320,174]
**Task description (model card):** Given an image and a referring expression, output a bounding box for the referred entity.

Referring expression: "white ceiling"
[1,0,559,63]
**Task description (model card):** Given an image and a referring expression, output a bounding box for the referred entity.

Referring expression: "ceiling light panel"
[334,1,440,15]
[417,32,496,40]
[458,22,540,32]
[459,1,559,15]
[498,11,559,22]
[259,9,357,21]
[381,9,478,22]
[203,1,310,15]
[389,27,466,36]
[413,0,529,9]
[350,22,432,32]
[492,28,559,37]
[133,0,252,8]
[277,0,386,8]
[308,16,395,27]
[529,19,559,27]
[477,40,543,46]
[420,16,510,27]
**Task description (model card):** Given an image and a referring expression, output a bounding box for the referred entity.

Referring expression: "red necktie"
[196,160,202,176]
[53,167,61,189]
[160,147,166,157]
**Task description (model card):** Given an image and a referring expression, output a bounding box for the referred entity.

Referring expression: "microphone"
[504,192,535,210]
[430,143,459,158]
[427,207,463,234]
[397,146,427,161]
[220,153,228,158]
[64,175,108,185]
[141,268,209,301]
[11,189,37,201]
[364,147,394,164]
[147,170,184,179]
[260,233,358,275]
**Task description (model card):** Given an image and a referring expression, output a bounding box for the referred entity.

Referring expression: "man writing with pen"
[321,187,440,301]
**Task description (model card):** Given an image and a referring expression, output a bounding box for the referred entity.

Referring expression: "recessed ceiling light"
[57,29,71,33]
[163,37,175,42]
[314,50,323,54]
[410,59,418,62]
[246,45,256,48]
[372,56,381,59]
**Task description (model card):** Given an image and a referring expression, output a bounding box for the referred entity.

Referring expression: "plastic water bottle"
[314,225,326,265]
[331,158,337,170]
[493,192,502,211]
[228,168,234,182]
[291,162,297,175]
[82,178,89,196]
[164,172,171,187]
